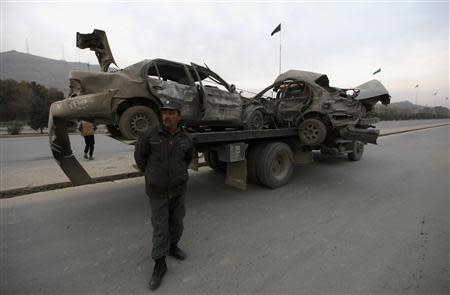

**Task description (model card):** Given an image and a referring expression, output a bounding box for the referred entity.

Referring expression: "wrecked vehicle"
[48,29,391,190]
[253,70,390,154]
[53,29,261,140]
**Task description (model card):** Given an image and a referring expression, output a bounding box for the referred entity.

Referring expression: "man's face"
[162,109,181,130]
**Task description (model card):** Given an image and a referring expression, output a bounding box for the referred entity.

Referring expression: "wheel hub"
[131,114,150,133]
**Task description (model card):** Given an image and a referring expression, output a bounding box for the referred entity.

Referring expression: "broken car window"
[148,62,192,86]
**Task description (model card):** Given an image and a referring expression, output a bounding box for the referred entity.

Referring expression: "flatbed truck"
[49,118,369,190]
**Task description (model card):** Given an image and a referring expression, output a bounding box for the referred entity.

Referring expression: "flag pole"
[279,24,282,75]
[415,85,419,105]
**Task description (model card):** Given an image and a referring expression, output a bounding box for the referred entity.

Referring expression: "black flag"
[271,23,281,36]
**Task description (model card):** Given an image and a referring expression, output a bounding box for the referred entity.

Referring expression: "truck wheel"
[298,118,327,145]
[119,106,159,139]
[243,109,264,130]
[204,151,226,173]
[348,140,364,161]
[247,144,265,184]
[256,142,294,188]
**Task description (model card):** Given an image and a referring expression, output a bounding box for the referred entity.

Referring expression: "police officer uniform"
[134,100,194,290]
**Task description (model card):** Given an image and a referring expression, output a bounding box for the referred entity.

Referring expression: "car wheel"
[204,150,226,173]
[256,142,294,188]
[243,109,264,130]
[106,124,121,137]
[348,140,364,161]
[298,118,327,145]
[119,106,159,139]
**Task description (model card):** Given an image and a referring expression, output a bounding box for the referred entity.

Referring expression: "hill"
[0,50,102,95]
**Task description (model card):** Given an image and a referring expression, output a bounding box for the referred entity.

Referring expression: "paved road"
[2,125,449,294]
[2,119,449,171]
[1,134,134,170]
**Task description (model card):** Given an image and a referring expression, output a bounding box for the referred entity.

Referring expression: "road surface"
[1,125,449,294]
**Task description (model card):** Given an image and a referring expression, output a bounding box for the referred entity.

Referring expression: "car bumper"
[47,89,117,186]
[339,127,379,144]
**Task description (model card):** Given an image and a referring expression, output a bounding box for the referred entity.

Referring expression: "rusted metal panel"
[202,90,242,125]
[147,79,199,123]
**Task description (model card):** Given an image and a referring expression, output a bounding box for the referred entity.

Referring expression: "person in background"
[79,120,96,160]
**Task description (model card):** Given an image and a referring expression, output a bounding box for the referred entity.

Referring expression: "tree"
[0,79,31,121]
[28,81,63,133]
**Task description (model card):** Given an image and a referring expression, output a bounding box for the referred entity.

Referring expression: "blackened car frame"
[252,69,390,157]
[50,29,264,141]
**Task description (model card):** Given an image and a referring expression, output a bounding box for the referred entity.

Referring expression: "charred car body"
[53,29,258,140]
[252,70,390,156]
[48,29,390,189]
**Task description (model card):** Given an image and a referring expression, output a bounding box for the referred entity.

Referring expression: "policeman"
[134,100,194,291]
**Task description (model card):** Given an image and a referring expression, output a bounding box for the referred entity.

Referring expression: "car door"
[190,63,242,127]
[146,61,200,124]
[276,81,313,125]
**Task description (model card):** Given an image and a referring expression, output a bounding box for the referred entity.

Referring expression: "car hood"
[76,29,117,72]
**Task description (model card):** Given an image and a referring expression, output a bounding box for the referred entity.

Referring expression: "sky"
[1,0,449,106]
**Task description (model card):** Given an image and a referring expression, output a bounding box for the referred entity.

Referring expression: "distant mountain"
[391,100,417,110]
[0,50,102,95]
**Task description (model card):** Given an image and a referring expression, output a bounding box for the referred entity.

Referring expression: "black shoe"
[149,257,167,291]
[169,244,187,260]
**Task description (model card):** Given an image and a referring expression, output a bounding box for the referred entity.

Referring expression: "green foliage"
[28,81,64,133]
[0,79,64,131]
[7,120,23,135]
[0,79,32,121]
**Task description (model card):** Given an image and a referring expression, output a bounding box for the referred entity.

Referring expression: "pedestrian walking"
[79,120,96,160]
[134,100,194,291]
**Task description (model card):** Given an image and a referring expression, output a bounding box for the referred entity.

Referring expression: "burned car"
[253,70,390,154]
[51,29,260,140]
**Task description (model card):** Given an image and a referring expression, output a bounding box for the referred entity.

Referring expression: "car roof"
[274,69,328,85]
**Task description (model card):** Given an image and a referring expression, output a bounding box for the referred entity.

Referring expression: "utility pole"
[26,38,29,54]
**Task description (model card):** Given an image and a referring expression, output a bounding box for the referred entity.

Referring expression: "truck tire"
[246,144,265,184]
[298,118,327,145]
[348,140,364,161]
[243,109,264,130]
[118,106,159,140]
[204,150,226,173]
[256,142,294,188]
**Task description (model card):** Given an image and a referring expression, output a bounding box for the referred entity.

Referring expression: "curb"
[1,172,142,199]
[2,123,449,198]
[379,123,449,136]
[0,131,108,139]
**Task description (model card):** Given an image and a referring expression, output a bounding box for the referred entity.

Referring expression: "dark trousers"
[149,194,186,260]
[83,135,95,156]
